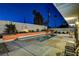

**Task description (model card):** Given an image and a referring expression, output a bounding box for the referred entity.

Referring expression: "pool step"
[37,35,52,42]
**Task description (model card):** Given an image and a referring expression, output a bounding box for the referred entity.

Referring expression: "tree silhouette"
[33,10,44,25]
[4,22,17,34]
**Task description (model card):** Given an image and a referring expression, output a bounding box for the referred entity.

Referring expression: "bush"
[62,32,65,34]
[41,29,46,31]
[31,30,35,32]
[18,31,26,33]
[36,29,39,32]
[0,34,3,38]
[29,30,32,32]
[58,32,61,34]
[29,30,35,32]
[66,31,69,34]
[54,31,57,33]
[4,22,17,34]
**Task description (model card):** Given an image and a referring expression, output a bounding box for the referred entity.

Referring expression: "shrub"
[41,29,46,31]
[18,31,26,33]
[36,29,39,32]
[31,30,35,32]
[0,34,3,38]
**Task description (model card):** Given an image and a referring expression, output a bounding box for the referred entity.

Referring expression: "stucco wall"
[0,20,47,34]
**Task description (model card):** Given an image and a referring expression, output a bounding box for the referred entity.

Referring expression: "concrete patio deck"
[0,34,75,56]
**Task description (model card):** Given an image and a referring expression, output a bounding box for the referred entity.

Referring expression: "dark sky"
[0,3,68,28]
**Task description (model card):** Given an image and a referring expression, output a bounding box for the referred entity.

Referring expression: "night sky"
[0,3,68,28]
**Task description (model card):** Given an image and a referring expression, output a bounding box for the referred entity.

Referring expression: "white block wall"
[0,20,47,34]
